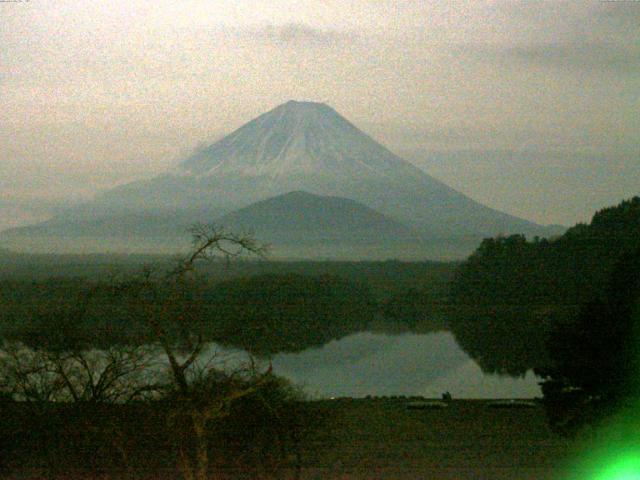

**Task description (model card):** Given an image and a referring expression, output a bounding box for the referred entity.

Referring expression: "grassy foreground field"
[1,397,592,479]
[299,398,573,480]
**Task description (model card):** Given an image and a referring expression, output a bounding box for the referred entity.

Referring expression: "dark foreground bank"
[1,398,577,480]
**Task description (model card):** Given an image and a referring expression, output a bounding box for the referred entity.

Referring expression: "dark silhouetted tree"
[538,244,640,433]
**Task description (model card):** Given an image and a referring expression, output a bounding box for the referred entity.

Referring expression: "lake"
[203,331,542,399]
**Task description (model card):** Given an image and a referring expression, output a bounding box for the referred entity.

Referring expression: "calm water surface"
[205,331,541,399]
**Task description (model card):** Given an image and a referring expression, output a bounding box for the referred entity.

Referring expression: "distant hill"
[219,191,420,245]
[0,100,558,256]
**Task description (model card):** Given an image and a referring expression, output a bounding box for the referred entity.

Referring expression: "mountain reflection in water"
[203,332,541,399]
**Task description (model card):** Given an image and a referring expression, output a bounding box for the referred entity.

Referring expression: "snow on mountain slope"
[178,100,420,180]
[168,100,546,237]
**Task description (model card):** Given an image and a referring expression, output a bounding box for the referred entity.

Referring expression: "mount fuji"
[1,101,559,258]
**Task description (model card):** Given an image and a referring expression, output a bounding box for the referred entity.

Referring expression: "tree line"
[447,197,640,375]
[447,196,640,432]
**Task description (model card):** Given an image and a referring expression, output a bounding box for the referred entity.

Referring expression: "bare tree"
[117,223,273,480]
[0,224,287,479]
[1,341,65,402]
[0,341,159,403]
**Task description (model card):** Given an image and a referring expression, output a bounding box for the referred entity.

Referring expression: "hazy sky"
[2,0,639,229]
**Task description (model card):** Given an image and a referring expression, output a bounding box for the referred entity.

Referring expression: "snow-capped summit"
[178,100,420,180]
[165,101,549,238]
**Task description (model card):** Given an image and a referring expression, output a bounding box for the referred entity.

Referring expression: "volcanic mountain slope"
[1,100,557,255]
[219,191,420,244]
[101,100,550,236]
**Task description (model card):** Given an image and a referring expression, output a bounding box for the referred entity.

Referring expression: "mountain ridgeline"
[0,101,558,258]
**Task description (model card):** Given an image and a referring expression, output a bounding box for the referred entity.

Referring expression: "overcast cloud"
[1,0,638,229]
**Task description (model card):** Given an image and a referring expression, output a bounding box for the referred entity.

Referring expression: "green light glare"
[593,452,640,480]
[563,406,640,480]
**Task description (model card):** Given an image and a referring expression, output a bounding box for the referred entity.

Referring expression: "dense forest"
[448,196,640,375]
[0,262,454,358]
